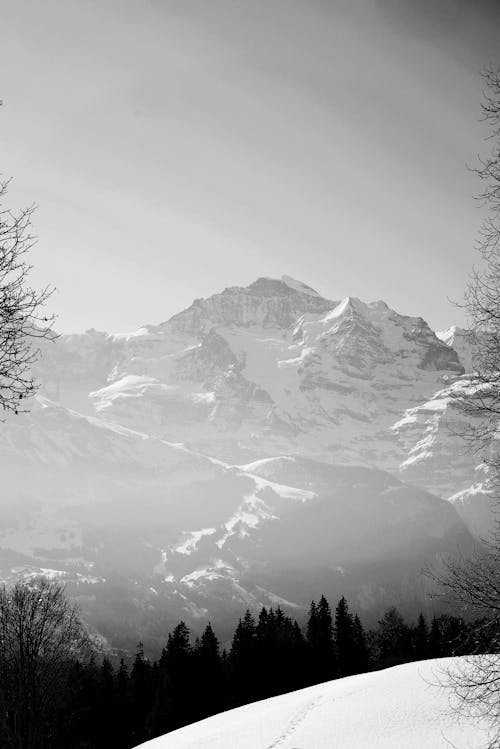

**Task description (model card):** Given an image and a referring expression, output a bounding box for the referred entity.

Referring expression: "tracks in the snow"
[265,695,324,748]
[264,683,370,748]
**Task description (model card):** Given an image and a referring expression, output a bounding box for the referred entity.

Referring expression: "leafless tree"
[0,577,91,749]
[437,67,500,749]
[452,68,500,468]
[0,179,55,416]
[444,654,500,749]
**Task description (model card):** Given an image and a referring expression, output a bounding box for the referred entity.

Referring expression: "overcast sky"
[2,0,500,333]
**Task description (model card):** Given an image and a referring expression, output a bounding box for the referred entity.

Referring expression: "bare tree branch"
[0,179,56,417]
[437,67,500,749]
[0,577,92,749]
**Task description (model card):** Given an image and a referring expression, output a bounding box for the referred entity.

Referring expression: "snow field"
[137,657,493,749]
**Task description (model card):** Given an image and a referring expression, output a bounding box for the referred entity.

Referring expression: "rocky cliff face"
[166,276,335,334]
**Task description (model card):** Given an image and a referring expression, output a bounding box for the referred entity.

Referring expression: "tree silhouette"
[229,610,258,706]
[0,578,89,748]
[438,66,500,749]
[334,596,357,677]
[413,613,429,660]
[376,607,412,667]
[192,623,224,720]
[0,180,55,415]
[306,596,335,682]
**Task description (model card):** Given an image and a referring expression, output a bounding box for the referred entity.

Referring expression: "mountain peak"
[279,275,322,297]
[246,276,323,299]
[323,296,374,321]
[436,325,468,343]
[164,276,335,334]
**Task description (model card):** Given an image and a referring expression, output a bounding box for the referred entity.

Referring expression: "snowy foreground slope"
[137,658,492,749]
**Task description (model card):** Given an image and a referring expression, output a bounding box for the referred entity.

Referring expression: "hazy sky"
[2,0,500,333]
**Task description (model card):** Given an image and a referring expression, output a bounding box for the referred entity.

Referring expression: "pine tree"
[147,668,173,739]
[413,613,429,660]
[428,616,442,658]
[115,659,132,747]
[254,606,303,698]
[352,614,370,673]
[306,596,335,683]
[292,619,309,689]
[56,659,97,748]
[229,610,258,706]
[193,623,224,720]
[334,596,356,677]
[130,643,154,744]
[306,601,319,649]
[95,658,116,747]
[165,622,193,729]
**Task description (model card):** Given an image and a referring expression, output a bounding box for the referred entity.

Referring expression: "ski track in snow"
[265,695,324,748]
[265,686,369,749]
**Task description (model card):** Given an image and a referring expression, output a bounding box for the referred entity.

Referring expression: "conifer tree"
[130,643,154,744]
[95,658,116,747]
[352,613,370,673]
[414,613,429,660]
[115,659,132,747]
[306,596,335,682]
[229,610,258,705]
[334,596,356,677]
[428,616,442,658]
[163,622,193,730]
[306,601,318,647]
[193,623,224,719]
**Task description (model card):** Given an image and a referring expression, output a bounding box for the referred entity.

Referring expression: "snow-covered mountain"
[0,276,491,648]
[36,276,464,469]
[137,657,495,749]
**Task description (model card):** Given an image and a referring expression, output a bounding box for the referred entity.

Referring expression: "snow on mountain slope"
[0,393,473,646]
[279,274,322,297]
[437,325,476,372]
[137,657,494,749]
[391,378,498,539]
[156,456,471,624]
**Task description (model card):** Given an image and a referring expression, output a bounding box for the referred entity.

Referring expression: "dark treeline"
[47,595,493,748]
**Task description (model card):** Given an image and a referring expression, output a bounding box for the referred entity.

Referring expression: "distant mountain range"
[0,276,492,651]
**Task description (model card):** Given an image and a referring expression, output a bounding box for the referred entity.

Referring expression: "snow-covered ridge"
[391,376,497,539]
[137,657,495,749]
